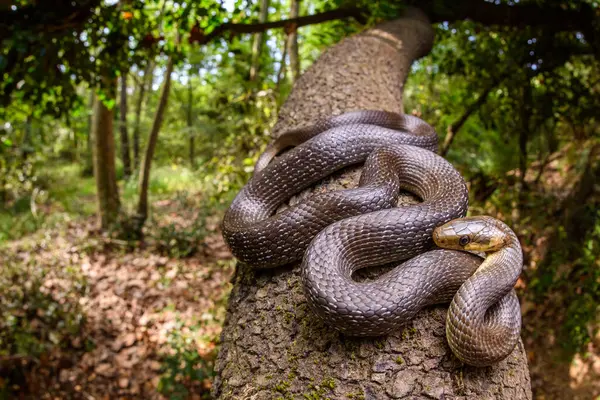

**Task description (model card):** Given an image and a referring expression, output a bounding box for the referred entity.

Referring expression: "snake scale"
[222,110,523,366]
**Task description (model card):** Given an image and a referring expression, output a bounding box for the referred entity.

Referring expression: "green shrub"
[157,320,216,400]
[151,219,210,259]
[0,259,87,394]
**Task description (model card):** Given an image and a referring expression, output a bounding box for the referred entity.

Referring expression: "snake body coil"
[223,112,437,268]
[222,110,522,366]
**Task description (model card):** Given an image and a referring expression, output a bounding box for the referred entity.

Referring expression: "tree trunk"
[288,0,300,82]
[249,0,270,81]
[132,61,154,168]
[119,73,132,178]
[213,9,532,400]
[83,89,95,176]
[187,71,195,169]
[135,56,174,229]
[276,35,288,90]
[92,82,120,230]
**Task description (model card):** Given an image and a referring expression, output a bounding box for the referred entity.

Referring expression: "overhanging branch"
[190,7,367,45]
[410,0,596,50]
[413,0,591,31]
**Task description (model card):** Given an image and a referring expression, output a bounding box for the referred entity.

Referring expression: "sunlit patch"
[569,349,600,393]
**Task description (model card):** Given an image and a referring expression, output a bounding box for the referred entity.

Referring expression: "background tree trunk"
[275,35,288,90]
[213,9,532,400]
[92,84,120,230]
[135,56,174,229]
[83,90,95,176]
[187,70,195,169]
[132,61,154,168]
[249,0,270,82]
[119,73,132,178]
[287,0,300,82]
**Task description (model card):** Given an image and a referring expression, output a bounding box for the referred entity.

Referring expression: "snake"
[222,110,523,366]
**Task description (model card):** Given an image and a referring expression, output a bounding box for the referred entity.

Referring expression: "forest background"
[0,0,599,399]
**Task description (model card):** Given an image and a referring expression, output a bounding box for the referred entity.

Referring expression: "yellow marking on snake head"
[433,216,507,253]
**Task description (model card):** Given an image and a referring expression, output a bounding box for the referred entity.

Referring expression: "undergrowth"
[532,208,600,355]
[157,320,218,400]
[0,258,88,397]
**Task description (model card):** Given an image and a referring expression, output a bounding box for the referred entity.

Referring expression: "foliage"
[0,163,96,244]
[529,207,600,354]
[149,194,213,259]
[0,262,85,355]
[157,319,217,400]
[0,256,87,395]
[1,0,600,397]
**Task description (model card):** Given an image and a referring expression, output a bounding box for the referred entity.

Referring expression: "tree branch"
[413,0,592,32]
[440,77,503,156]
[190,7,367,45]
[0,0,100,37]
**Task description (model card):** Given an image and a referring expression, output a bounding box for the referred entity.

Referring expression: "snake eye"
[459,235,470,246]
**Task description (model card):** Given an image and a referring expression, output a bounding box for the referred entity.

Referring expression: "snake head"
[432,216,507,253]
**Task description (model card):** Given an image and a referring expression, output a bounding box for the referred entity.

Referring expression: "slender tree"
[249,0,271,81]
[276,35,288,90]
[187,69,195,168]
[119,74,132,178]
[287,0,300,82]
[135,55,174,230]
[132,62,154,167]
[92,81,120,229]
[83,90,95,176]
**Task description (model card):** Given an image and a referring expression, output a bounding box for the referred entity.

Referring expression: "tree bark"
[213,9,532,400]
[119,73,132,178]
[187,70,195,169]
[249,0,270,82]
[287,0,300,83]
[92,82,120,230]
[135,56,174,229]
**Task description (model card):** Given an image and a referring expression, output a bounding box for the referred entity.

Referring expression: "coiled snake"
[222,110,522,367]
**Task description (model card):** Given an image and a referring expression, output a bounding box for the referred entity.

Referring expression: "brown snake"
[222,110,523,366]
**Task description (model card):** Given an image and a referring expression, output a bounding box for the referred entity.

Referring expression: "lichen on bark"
[213,8,532,400]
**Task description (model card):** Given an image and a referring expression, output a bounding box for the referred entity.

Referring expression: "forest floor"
[1,164,235,399]
[1,160,599,399]
[2,215,233,399]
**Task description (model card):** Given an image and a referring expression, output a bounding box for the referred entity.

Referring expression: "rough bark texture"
[92,83,120,230]
[214,9,532,400]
